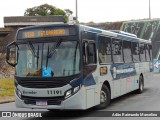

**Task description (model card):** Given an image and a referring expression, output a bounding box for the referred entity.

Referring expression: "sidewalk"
[0,96,14,104]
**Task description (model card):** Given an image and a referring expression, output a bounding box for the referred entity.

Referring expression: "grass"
[0,78,14,96]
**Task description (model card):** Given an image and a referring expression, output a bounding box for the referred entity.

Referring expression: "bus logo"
[111,63,136,80]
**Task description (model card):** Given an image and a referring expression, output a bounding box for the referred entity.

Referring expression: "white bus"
[6,24,152,110]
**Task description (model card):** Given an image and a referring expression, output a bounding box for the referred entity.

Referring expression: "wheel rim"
[100,90,107,103]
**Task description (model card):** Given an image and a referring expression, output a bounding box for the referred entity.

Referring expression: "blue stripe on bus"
[110,63,137,80]
[70,76,83,87]
[83,74,96,86]
[70,74,96,87]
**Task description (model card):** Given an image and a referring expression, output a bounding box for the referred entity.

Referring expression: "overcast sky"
[0,0,160,27]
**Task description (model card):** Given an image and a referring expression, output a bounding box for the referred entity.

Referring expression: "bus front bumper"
[15,88,85,110]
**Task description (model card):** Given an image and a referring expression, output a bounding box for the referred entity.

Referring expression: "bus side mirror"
[6,42,19,67]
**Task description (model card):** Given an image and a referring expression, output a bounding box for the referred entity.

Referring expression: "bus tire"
[137,75,144,94]
[95,85,111,109]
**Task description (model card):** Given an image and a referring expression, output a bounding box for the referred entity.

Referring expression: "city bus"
[6,24,152,110]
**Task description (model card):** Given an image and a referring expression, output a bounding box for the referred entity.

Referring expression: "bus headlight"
[65,86,80,99]
[65,90,72,99]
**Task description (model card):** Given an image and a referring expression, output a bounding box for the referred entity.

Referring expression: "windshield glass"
[16,41,80,77]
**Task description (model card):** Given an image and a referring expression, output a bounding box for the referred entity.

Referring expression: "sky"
[0,0,160,27]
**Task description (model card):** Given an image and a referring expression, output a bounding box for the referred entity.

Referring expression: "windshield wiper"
[48,40,62,58]
[28,42,39,69]
[46,40,62,68]
[28,42,39,58]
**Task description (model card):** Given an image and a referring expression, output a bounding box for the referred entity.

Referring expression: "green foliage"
[64,9,73,22]
[24,3,72,23]
[64,9,73,16]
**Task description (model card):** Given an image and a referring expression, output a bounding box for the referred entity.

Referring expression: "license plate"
[36,100,47,106]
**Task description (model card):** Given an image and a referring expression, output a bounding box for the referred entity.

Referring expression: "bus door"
[81,31,98,108]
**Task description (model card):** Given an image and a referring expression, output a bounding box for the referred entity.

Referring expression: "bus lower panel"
[15,88,85,110]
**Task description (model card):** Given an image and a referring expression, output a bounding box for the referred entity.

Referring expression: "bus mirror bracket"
[6,41,19,67]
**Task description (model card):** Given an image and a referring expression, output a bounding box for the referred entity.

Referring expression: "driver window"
[87,43,96,64]
[81,31,97,78]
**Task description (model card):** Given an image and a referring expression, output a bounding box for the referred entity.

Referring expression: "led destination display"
[17,26,77,39]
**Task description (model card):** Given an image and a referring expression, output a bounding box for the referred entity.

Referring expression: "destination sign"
[24,29,66,38]
[17,27,76,39]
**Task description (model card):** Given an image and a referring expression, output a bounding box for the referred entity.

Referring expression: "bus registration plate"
[36,100,47,106]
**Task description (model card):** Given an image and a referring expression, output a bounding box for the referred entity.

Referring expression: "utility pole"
[149,0,151,19]
[76,0,78,23]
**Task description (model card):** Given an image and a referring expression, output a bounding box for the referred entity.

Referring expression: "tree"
[64,9,73,22]
[24,4,71,23]
[64,9,73,17]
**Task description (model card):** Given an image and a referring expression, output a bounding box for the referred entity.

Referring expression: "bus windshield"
[16,41,80,77]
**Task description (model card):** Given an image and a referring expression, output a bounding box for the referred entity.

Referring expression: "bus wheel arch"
[103,81,111,95]
[95,81,111,109]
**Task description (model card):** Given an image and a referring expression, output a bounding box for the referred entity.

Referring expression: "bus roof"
[79,24,151,44]
[17,24,151,44]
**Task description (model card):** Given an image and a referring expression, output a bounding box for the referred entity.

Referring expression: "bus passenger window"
[98,36,112,64]
[149,45,152,60]
[112,39,123,63]
[132,42,140,62]
[139,43,146,62]
[145,44,150,61]
[123,41,132,63]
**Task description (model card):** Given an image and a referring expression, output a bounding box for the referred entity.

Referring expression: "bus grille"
[16,78,71,88]
[22,96,64,105]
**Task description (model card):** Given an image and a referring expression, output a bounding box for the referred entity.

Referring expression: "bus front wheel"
[95,85,111,109]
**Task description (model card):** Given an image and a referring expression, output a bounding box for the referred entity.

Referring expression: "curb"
[0,100,15,104]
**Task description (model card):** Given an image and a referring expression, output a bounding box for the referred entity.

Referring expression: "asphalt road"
[0,74,160,120]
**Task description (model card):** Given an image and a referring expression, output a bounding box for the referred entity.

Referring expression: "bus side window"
[83,41,96,65]
[132,42,140,62]
[139,43,146,62]
[98,36,112,64]
[82,40,97,78]
[123,41,132,63]
[112,38,123,63]
[145,44,150,61]
[81,31,97,78]
[149,45,152,60]
[87,43,97,64]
